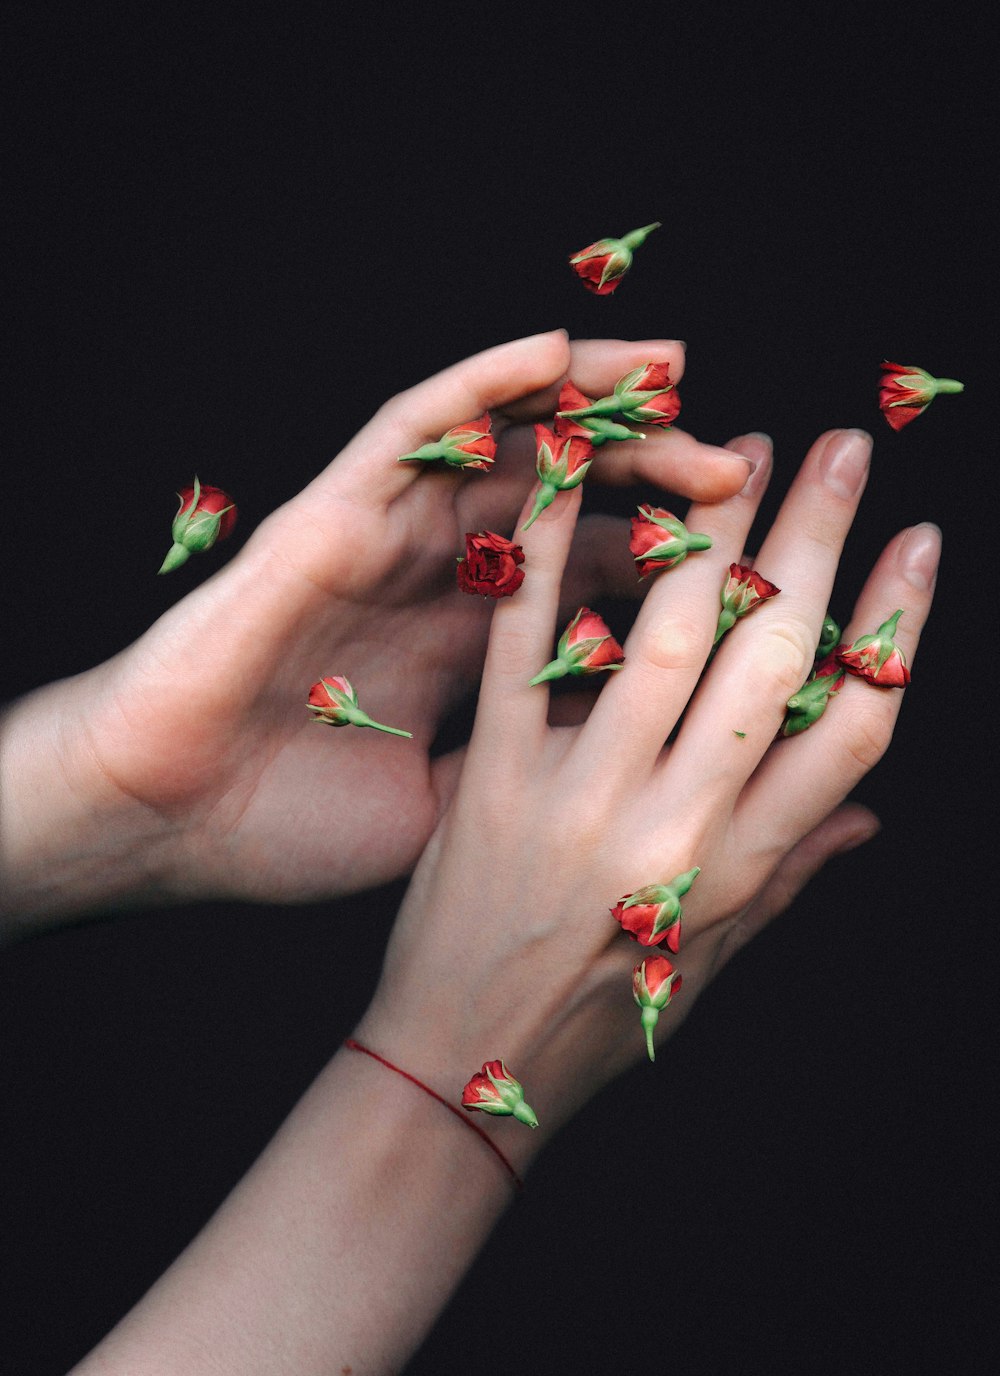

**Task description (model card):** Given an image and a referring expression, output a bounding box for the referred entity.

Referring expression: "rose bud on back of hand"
[397,413,497,470]
[632,955,683,1061]
[611,869,701,951]
[158,476,237,574]
[528,607,624,686]
[568,222,661,294]
[837,609,911,686]
[781,654,847,736]
[521,424,595,529]
[629,504,712,579]
[456,530,525,598]
[879,361,964,431]
[461,1060,538,1127]
[713,563,781,645]
[307,675,413,737]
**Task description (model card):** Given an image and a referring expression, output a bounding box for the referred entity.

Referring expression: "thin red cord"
[343,1037,524,1192]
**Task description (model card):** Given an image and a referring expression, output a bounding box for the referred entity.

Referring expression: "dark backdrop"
[2,6,995,1374]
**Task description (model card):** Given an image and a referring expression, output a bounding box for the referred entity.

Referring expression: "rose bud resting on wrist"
[456,530,525,598]
[879,361,964,431]
[307,675,413,737]
[461,1060,538,1128]
[528,607,625,686]
[629,504,712,579]
[611,869,701,951]
[633,955,683,1062]
[568,222,661,294]
[837,610,911,687]
[397,413,497,470]
[158,476,237,574]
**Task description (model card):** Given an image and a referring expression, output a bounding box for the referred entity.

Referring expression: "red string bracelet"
[343,1037,524,1193]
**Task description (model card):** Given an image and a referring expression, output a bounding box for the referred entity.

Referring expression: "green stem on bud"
[713,609,737,645]
[621,222,662,250]
[878,609,905,638]
[512,1099,539,1128]
[344,708,413,738]
[934,378,964,394]
[158,542,192,574]
[528,658,569,687]
[686,533,713,552]
[397,443,444,463]
[521,483,556,530]
[641,1005,660,1062]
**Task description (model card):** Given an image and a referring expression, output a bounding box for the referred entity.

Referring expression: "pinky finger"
[730,521,940,863]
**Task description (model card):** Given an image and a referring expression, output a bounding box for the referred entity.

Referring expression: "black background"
[1,5,995,1374]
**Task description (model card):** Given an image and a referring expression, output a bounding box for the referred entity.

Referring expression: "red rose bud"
[815,614,841,661]
[629,504,712,579]
[528,606,625,686]
[569,221,661,294]
[837,609,911,687]
[713,563,781,645]
[781,662,847,736]
[521,424,595,529]
[397,413,497,470]
[611,869,701,951]
[557,360,678,432]
[456,530,525,598]
[461,1059,538,1127]
[632,955,683,1062]
[554,381,641,447]
[158,476,237,574]
[879,361,964,431]
[307,675,413,737]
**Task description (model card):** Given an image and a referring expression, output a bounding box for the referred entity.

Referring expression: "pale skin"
[0,330,752,936]
[50,343,938,1372]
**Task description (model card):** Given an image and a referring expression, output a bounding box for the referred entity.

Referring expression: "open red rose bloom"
[456,530,525,598]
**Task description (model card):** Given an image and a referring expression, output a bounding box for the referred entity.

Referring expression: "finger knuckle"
[841,703,894,773]
[752,622,814,703]
[636,610,709,676]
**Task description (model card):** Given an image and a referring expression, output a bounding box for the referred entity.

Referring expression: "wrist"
[0,678,182,938]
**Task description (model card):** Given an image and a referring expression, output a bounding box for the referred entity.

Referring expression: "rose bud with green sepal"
[528,607,625,686]
[611,868,701,951]
[456,530,525,599]
[158,477,237,574]
[521,424,595,529]
[629,504,712,579]
[568,222,661,295]
[461,1060,538,1128]
[633,955,683,1062]
[554,381,643,447]
[397,413,497,470]
[837,609,911,687]
[781,658,847,736]
[307,675,413,738]
[815,614,841,661]
[713,563,781,645]
[557,361,678,430]
[879,361,964,431]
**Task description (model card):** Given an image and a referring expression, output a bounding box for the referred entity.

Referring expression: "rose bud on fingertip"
[529,607,625,686]
[633,956,683,1062]
[158,477,237,574]
[837,610,911,686]
[568,222,661,294]
[612,869,701,950]
[397,413,497,470]
[456,531,525,598]
[521,424,595,529]
[629,505,712,579]
[879,361,964,431]
[714,563,781,644]
[461,1060,538,1127]
[307,675,413,737]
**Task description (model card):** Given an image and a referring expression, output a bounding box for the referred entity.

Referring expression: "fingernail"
[836,817,882,854]
[899,521,942,591]
[736,435,773,495]
[819,429,871,499]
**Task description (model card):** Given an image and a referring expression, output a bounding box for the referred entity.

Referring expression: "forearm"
[71,1043,532,1375]
[0,679,178,939]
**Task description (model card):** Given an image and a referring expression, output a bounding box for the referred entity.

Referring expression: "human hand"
[355,428,939,1164]
[0,330,750,926]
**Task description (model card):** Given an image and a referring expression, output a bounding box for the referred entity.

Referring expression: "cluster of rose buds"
[461,1060,538,1127]
[610,869,700,1060]
[556,362,680,444]
[781,610,911,736]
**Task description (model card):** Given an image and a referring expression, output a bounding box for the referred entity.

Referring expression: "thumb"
[714,804,881,973]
